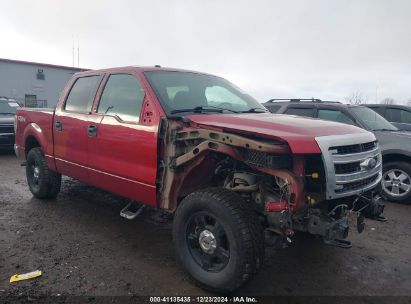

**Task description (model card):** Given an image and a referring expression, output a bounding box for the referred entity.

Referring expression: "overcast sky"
[1,0,410,103]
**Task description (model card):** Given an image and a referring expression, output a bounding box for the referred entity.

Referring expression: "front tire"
[381,161,411,204]
[26,147,61,199]
[173,188,264,293]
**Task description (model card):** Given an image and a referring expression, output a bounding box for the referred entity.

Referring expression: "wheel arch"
[382,153,411,165]
[25,135,41,156]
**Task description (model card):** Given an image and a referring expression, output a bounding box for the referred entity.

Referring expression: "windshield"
[0,100,19,114]
[144,71,267,115]
[351,106,398,131]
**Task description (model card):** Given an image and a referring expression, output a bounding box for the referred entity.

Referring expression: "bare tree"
[381,98,395,105]
[345,92,368,105]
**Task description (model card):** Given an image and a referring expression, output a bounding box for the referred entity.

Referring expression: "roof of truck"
[73,65,214,77]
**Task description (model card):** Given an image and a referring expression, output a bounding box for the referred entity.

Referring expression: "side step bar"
[120,202,146,220]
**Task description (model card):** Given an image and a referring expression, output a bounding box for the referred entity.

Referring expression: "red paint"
[187,113,368,154]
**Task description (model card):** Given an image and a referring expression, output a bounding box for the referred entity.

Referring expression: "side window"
[385,108,401,122]
[97,74,145,123]
[285,107,314,117]
[400,110,411,123]
[265,105,281,113]
[65,76,101,113]
[386,108,411,124]
[369,107,384,116]
[318,109,355,125]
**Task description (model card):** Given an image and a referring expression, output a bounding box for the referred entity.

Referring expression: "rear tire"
[381,161,411,204]
[173,188,264,293]
[26,147,61,199]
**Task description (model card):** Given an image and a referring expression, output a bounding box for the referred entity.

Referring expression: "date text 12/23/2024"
[150,297,258,303]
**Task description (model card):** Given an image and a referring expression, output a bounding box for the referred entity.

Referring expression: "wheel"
[26,147,61,199]
[173,188,264,293]
[381,161,411,204]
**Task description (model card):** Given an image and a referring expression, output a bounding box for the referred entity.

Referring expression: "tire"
[26,147,61,199]
[173,188,264,293]
[381,161,411,204]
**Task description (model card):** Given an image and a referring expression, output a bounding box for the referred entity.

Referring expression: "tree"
[345,92,367,105]
[381,98,395,105]
[407,99,411,107]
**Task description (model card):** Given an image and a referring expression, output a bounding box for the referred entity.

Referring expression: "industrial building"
[0,58,87,108]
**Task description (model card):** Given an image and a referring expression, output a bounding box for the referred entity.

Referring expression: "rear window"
[65,76,101,113]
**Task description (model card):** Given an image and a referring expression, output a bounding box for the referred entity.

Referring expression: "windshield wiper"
[170,106,239,114]
[240,107,268,113]
[0,112,15,115]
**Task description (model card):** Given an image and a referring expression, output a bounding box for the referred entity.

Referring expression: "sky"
[0,0,410,103]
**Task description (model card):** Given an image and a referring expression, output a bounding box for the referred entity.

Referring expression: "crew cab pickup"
[15,66,384,292]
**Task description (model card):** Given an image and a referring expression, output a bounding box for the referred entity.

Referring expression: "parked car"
[365,104,411,131]
[0,97,19,149]
[263,99,411,204]
[15,67,384,292]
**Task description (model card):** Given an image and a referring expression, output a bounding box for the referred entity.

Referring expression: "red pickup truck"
[15,66,384,292]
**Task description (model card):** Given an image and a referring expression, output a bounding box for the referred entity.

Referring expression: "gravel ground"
[0,150,410,299]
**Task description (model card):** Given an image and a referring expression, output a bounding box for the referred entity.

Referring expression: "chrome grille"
[335,173,380,193]
[316,133,382,199]
[329,140,377,155]
[335,162,361,174]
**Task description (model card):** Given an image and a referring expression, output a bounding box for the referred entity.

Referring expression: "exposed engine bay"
[157,118,385,248]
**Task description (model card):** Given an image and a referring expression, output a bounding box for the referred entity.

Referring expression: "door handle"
[55,121,62,131]
[88,124,98,137]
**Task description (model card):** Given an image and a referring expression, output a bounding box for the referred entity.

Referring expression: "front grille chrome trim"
[315,132,382,200]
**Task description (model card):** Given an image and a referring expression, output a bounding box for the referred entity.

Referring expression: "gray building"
[0,58,87,108]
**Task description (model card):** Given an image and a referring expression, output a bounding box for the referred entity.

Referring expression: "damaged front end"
[157,118,384,249]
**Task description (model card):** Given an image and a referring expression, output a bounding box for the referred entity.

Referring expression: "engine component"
[224,171,259,192]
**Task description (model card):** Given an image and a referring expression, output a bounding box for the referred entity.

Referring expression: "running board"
[120,202,146,220]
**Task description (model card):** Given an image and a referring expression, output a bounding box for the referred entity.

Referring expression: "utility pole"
[72,34,75,67]
[77,35,80,68]
[375,85,378,103]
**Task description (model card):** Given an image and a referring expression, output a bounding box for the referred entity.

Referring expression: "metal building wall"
[0,60,83,108]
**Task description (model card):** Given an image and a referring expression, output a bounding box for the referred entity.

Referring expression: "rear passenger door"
[54,75,102,183]
[87,73,158,206]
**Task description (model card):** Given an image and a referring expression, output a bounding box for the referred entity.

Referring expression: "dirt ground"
[0,150,410,299]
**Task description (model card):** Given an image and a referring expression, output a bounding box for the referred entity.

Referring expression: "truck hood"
[186,113,370,154]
